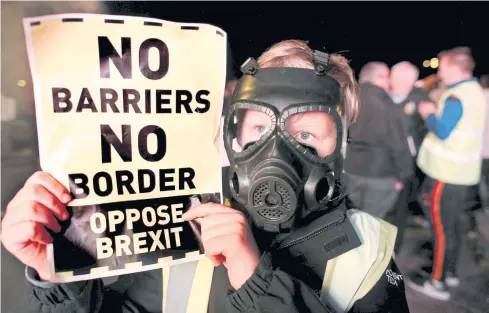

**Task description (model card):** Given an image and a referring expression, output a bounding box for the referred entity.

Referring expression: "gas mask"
[224,51,350,232]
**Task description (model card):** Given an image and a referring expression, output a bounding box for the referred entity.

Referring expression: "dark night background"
[107,1,489,79]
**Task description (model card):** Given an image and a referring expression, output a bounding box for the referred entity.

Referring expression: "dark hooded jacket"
[344,83,413,183]
[25,196,410,313]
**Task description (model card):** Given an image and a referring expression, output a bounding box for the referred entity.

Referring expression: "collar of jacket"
[447,77,478,89]
[274,201,359,250]
[270,201,362,279]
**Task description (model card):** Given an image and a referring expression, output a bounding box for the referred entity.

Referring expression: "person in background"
[480,74,489,211]
[390,61,431,157]
[407,47,486,301]
[388,61,432,253]
[344,62,413,219]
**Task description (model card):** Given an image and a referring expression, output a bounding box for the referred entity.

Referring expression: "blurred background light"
[430,57,439,69]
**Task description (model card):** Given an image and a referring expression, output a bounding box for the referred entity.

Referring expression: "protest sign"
[23,13,226,282]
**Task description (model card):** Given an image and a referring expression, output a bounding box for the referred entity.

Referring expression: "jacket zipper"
[278,214,346,250]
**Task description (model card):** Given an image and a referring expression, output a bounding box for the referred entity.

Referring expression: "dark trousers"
[481,159,489,209]
[407,164,426,216]
[467,159,489,232]
[392,184,409,254]
[343,173,398,219]
[389,158,419,254]
[418,175,472,281]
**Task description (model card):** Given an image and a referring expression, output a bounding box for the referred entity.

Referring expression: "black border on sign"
[105,19,124,24]
[181,26,199,30]
[144,21,163,27]
[62,18,84,23]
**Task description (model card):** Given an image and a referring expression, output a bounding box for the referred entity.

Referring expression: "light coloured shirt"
[388,93,408,105]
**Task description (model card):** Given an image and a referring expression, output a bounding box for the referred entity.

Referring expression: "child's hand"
[1,171,71,281]
[183,203,259,289]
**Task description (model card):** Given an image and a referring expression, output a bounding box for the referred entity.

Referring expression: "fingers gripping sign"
[1,171,71,281]
[26,171,73,204]
[183,203,260,289]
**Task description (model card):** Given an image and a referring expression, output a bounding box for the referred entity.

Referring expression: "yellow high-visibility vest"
[417,79,486,185]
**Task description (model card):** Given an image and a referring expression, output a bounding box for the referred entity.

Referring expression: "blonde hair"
[257,40,360,125]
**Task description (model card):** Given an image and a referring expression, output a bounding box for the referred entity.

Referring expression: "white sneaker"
[445,275,460,288]
[406,273,451,301]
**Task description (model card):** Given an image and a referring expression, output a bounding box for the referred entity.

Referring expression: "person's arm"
[347,259,410,313]
[425,96,463,140]
[226,253,334,313]
[413,90,431,142]
[26,267,105,313]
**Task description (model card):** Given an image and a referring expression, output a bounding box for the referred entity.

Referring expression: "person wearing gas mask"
[2,40,410,313]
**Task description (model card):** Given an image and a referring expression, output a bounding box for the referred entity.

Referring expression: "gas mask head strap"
[240,57,258,75]
[312,50,330,76]
[240,50,330,77]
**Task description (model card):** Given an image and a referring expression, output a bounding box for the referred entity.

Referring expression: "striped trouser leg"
[429,180,468,281]
[429,180,446,281]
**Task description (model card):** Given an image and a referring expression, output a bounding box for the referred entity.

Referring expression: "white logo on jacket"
[385,269,403,286]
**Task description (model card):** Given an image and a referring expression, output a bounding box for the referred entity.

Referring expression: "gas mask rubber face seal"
[224,53,349,233]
